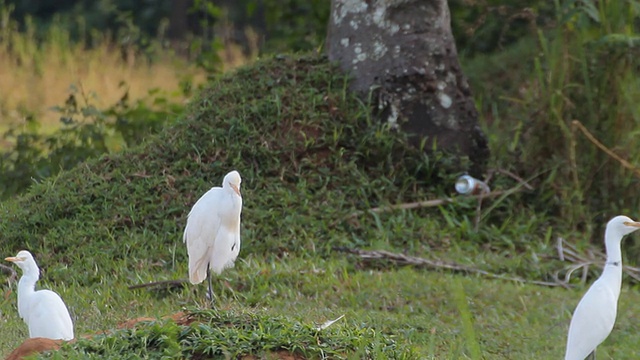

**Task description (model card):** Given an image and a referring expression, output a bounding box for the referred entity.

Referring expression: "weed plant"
[467,0,640,252]
[522,1,640,225]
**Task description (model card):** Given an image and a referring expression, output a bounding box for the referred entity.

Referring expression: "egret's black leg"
[586,349,596,360]
[207,267,215,308]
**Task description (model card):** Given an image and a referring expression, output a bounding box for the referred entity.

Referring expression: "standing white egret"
[183,170,242,305]
[564,215,640,360]
[5,250,74,341]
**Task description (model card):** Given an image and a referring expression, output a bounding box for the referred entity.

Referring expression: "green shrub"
[466,0,640,242]
[0,84,185,199]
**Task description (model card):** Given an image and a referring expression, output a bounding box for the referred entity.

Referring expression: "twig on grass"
[333,247,567,288]
[555,237,640,284]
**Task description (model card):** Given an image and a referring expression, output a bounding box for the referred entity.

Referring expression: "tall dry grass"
[0,11,258,130]
[0,23,205,127]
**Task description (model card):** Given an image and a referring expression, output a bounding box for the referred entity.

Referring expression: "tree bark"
[326,0,489,175]
[168,0,191,41]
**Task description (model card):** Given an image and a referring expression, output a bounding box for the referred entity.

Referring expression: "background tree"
[326,0,489,174]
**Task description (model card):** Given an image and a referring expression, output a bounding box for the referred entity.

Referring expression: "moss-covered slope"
[0,55,452,285]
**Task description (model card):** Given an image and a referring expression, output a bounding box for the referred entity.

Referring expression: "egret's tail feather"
[188,261,208,284]
[189,269,206,284]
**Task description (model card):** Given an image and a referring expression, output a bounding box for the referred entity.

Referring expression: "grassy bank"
[0,54,639,358]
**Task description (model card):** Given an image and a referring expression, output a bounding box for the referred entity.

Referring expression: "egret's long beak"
[624,221,640,227]
[5,257,19,262]
[230,184,241,196]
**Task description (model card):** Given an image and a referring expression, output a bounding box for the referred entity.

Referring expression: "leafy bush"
[0,84,185,199]
[518,1,640,226]
[465,0,640,241]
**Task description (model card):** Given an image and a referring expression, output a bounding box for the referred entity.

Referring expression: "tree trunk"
[326,0,489,175]
[168,0,191,41]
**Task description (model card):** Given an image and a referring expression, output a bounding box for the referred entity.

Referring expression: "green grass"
[5,256,640,358]
[41,307,412,359]
[1,53,640,359]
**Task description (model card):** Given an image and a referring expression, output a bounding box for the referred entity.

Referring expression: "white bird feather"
[183,170,242,298]
[564,215,640,360]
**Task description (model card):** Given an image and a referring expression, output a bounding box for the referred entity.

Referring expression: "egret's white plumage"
[564,215,640,360]
[5,250,74,341]
[183,170,242,301]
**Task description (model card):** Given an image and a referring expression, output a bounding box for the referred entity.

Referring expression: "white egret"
[183,170,242,304]
[564,215,640,360]
[5,250,74,341]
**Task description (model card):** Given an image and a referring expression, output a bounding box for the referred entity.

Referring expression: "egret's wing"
[208,225,241,274]
[183,188,223,284]
[565,280,617,360]
[208,193,242,274]
[28,290,74,340]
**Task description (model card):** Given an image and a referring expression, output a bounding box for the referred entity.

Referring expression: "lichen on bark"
[327,0,489,174]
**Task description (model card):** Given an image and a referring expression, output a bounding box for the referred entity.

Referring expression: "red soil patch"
[5,338,63,360]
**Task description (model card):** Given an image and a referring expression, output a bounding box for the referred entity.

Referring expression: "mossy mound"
[0,55,457,285]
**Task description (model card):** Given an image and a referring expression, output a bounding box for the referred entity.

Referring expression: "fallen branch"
[333,247,566,288]
[128,279,189,291]
[345,189,515,220]
[572,120,640,178]
[555,237,640,283]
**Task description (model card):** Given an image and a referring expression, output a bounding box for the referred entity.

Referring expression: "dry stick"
[334,247,566,288]
[556,237,640,283]
[572,120,640,178]
[128,279,189,291]
[345,189,512,220]
[473,196,484,232]
[475,169,534,230]
[346,170,534,223]
[490,168,535,190]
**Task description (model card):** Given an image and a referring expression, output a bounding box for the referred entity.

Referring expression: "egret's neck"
[604,230,624,264]
[17,271,38,296]
[600,232,624,298]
